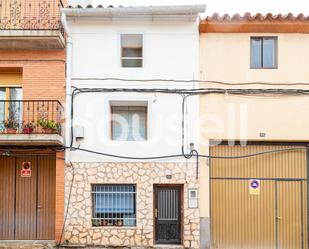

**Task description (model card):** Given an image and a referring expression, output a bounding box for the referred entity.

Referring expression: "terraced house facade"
[61,4,204,248]
[0,0,66,245]
[199,13,309,249]
[1,1,309,249]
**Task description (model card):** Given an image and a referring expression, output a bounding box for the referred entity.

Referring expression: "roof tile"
[205,13,309,22]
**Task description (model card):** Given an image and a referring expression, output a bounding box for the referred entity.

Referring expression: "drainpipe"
[61,12,72,164]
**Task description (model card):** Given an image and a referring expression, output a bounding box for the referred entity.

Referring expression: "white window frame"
[118,32,146,69]
[106,96,152,142]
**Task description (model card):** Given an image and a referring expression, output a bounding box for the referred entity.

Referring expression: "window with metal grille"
[121,34,143,68]
[92,184,136,227]
[250,37,277,69]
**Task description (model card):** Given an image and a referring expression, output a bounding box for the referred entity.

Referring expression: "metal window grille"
[0,98,63,135]
[158,189,179,221]
[92,184,136,227]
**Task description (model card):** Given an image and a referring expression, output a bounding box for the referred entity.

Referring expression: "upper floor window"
[111,105,147,141]
[0,87,22,129]
[251,37,277,69]
[121,34,143,68]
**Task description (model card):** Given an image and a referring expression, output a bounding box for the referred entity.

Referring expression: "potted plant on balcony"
[3,118,19,134]
[37,118,58,134]
[22,121,36,134]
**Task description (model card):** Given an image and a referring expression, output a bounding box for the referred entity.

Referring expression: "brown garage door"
[0,155,55,240]
[210,144,308,249]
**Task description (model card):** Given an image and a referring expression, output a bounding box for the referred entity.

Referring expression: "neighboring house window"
[111,105,147,141]
[92,184,136,227]
[251,37,277,69]
[121,34,143,68]
[0,87,22,130]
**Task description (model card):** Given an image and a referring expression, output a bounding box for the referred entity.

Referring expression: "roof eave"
[61,5,206,22]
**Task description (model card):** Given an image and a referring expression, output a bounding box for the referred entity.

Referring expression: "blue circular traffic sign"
[250,180,260,189]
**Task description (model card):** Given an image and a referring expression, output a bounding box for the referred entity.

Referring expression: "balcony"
[0,100,64,146]
[0,0,65,50]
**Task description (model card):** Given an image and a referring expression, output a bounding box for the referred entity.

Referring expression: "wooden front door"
[15,157,38,240]
[154,185,182,244]
[0,156,55,240]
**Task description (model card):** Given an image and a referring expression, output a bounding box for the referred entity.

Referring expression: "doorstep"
[58,245,184,249]
[58,245,86,248]
[0,240,55,249]
[153,245,184,249]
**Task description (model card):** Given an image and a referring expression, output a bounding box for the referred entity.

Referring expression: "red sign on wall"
[21,162,31,177]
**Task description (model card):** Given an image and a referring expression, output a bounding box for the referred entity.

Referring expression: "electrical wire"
[199,146,308,159]
[181,94,194,159]
[69,147,183,160]
[69,86,309,149]
[67,86,309,163]
[1,146,307,160]
[57,162,75,248]
[71,87,309,95]
[68,146,308,160]
[72,77,309,87]
[1,145,307,160]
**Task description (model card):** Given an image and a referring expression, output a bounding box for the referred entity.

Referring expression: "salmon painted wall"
[0,50,65,102]
[199,32,309,218]
[0,48,66,240]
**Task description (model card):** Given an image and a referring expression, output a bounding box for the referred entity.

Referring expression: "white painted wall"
[68,18,200,162]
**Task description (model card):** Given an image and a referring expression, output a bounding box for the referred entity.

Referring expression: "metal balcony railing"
[0,0,64,34]
[0,100,63,135]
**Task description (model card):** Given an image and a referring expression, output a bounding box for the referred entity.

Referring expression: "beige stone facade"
[64,162,199,248]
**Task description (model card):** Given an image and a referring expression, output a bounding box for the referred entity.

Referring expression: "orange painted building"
[0,0,66,245]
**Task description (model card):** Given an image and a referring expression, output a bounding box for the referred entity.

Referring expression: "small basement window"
[111,105,147,141]
[92,184,136,227]
[251,37,277,69]
[121,34,143,68]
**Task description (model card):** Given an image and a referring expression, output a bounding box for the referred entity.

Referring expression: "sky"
[88,0,309,16]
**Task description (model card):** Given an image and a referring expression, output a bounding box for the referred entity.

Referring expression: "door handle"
[155,208,158,218]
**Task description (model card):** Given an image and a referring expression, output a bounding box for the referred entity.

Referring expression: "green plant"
[37,118,58,130]
[3,118,19,129]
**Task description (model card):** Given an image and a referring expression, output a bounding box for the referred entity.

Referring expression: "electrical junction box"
[188,188,198,208]
[74,126,85,139]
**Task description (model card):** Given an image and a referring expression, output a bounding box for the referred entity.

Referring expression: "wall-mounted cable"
[72,77,309,87]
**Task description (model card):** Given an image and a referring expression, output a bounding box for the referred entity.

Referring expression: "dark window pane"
[122,59,143,68]
[251,38,262,68]
[122,47,142,58]
[263,38,276,68]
